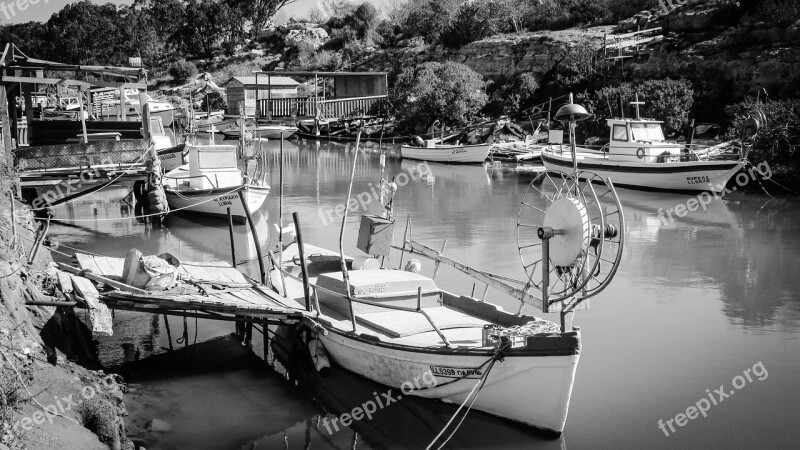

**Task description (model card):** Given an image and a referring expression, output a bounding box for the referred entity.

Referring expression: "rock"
[250,49,265,57]
[397,36,424,47]
[663,2,737,32]
[617,10,656,33]
[285,27,329,51]
[146,419,172,432]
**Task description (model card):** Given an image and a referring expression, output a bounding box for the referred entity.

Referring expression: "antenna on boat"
[631,93,645,120]
[554,93,590,178]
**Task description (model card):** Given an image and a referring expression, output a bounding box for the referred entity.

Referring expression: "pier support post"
[268,320,269,364]
[163,315,174,351]
[245,322,253,349]
[237,190,266,284]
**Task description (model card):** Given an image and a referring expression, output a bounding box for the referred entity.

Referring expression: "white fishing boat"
[541,99,749,193]
[163,144,269,222]
[93,88,176,126]
[269,110,626,438]
[401,139,491,164]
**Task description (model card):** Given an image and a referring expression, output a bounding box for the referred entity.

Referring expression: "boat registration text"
[430,365,483,379]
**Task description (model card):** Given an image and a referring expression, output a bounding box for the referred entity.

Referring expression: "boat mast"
[338,127,363,329]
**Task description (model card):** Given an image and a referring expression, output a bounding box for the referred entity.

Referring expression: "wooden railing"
[603,27,662,60]
[257,95,388,120]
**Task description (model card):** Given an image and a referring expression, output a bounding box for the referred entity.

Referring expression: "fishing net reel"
[516,170,624,312]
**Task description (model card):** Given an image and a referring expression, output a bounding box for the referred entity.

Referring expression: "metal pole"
[78,88,88,143]
[292,212,312,312]
[226,207,236,267]
[238,189,266,284]
[278,131,284,276]
[340,128,363,332]
[542,237,550,313]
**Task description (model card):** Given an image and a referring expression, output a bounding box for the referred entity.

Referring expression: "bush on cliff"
[725,98,800,176]
[391,61,487,134]
[577,78,695,140]
[485,73,540,116]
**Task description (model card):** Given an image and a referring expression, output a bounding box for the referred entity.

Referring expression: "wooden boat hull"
[256,126,297,139]
[401,144,491,164]
[317,327,580,433]
[164,185,269,222]
[541,151,745,193]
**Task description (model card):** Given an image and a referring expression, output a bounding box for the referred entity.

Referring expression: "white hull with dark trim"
[157,144,186,172]
[542,150,744,193]
[318,326,579,433]
[401,143,491,164]
[164,185,269,222]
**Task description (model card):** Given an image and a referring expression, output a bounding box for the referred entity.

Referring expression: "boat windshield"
[630,123,665,141]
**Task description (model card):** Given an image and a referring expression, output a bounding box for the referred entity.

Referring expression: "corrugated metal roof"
[225,76,300,87]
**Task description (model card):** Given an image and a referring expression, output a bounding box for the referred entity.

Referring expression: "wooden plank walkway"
[70,253,309,323]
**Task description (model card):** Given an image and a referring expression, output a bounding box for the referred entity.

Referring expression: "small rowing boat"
[401,139,491,164]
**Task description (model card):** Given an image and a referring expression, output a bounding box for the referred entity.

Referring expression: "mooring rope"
[425,341,511,450]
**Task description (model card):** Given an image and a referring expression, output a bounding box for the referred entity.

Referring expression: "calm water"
[45,136,800,449]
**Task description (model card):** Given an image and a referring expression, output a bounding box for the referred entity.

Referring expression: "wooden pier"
[57,253,311,327]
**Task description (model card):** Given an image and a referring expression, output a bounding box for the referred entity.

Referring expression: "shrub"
[200,91,226,112]
[293,49,346,71]
[439,2,503,48]
[577,78,695,140]
[168,59,199,84]
[485,73,540,116]
[725,98,800,175]
[76,398,119,448]
[392,61,487,134]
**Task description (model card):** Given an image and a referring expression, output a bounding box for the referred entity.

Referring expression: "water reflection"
[42,138,800,449]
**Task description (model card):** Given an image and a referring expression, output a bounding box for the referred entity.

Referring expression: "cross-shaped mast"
[630,93,645,119]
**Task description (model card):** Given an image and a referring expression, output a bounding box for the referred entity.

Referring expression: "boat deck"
[273,243,548,349]
[68,253,309,321]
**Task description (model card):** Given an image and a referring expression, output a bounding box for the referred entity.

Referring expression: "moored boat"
[269,107,626,436]
[541,100,748,193]
[401,140,491,164]
[163,144,269,222]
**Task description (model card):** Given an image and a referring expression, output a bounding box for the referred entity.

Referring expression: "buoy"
[146,186,169,215]
[307,337,331,377]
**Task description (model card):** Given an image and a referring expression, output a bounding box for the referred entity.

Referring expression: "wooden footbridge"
[43,252,318,349]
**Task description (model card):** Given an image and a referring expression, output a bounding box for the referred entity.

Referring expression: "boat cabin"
[604,118,684,162]
[186,144,242,189]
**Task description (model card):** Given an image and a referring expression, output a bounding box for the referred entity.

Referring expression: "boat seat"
[355,306,488,338]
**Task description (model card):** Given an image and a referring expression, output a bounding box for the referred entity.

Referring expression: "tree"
[392,61,487,133]
[578,78,695,140]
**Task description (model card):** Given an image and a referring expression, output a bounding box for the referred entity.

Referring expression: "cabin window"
[631,123,665,141]
[612,125,628,141]
[198,150,237,169]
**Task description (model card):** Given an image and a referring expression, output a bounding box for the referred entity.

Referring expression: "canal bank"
[0,196,135,449]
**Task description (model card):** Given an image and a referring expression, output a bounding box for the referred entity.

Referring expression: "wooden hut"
[224,76,299,117]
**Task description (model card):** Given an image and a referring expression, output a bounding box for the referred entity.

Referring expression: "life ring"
[636,148,645,159]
